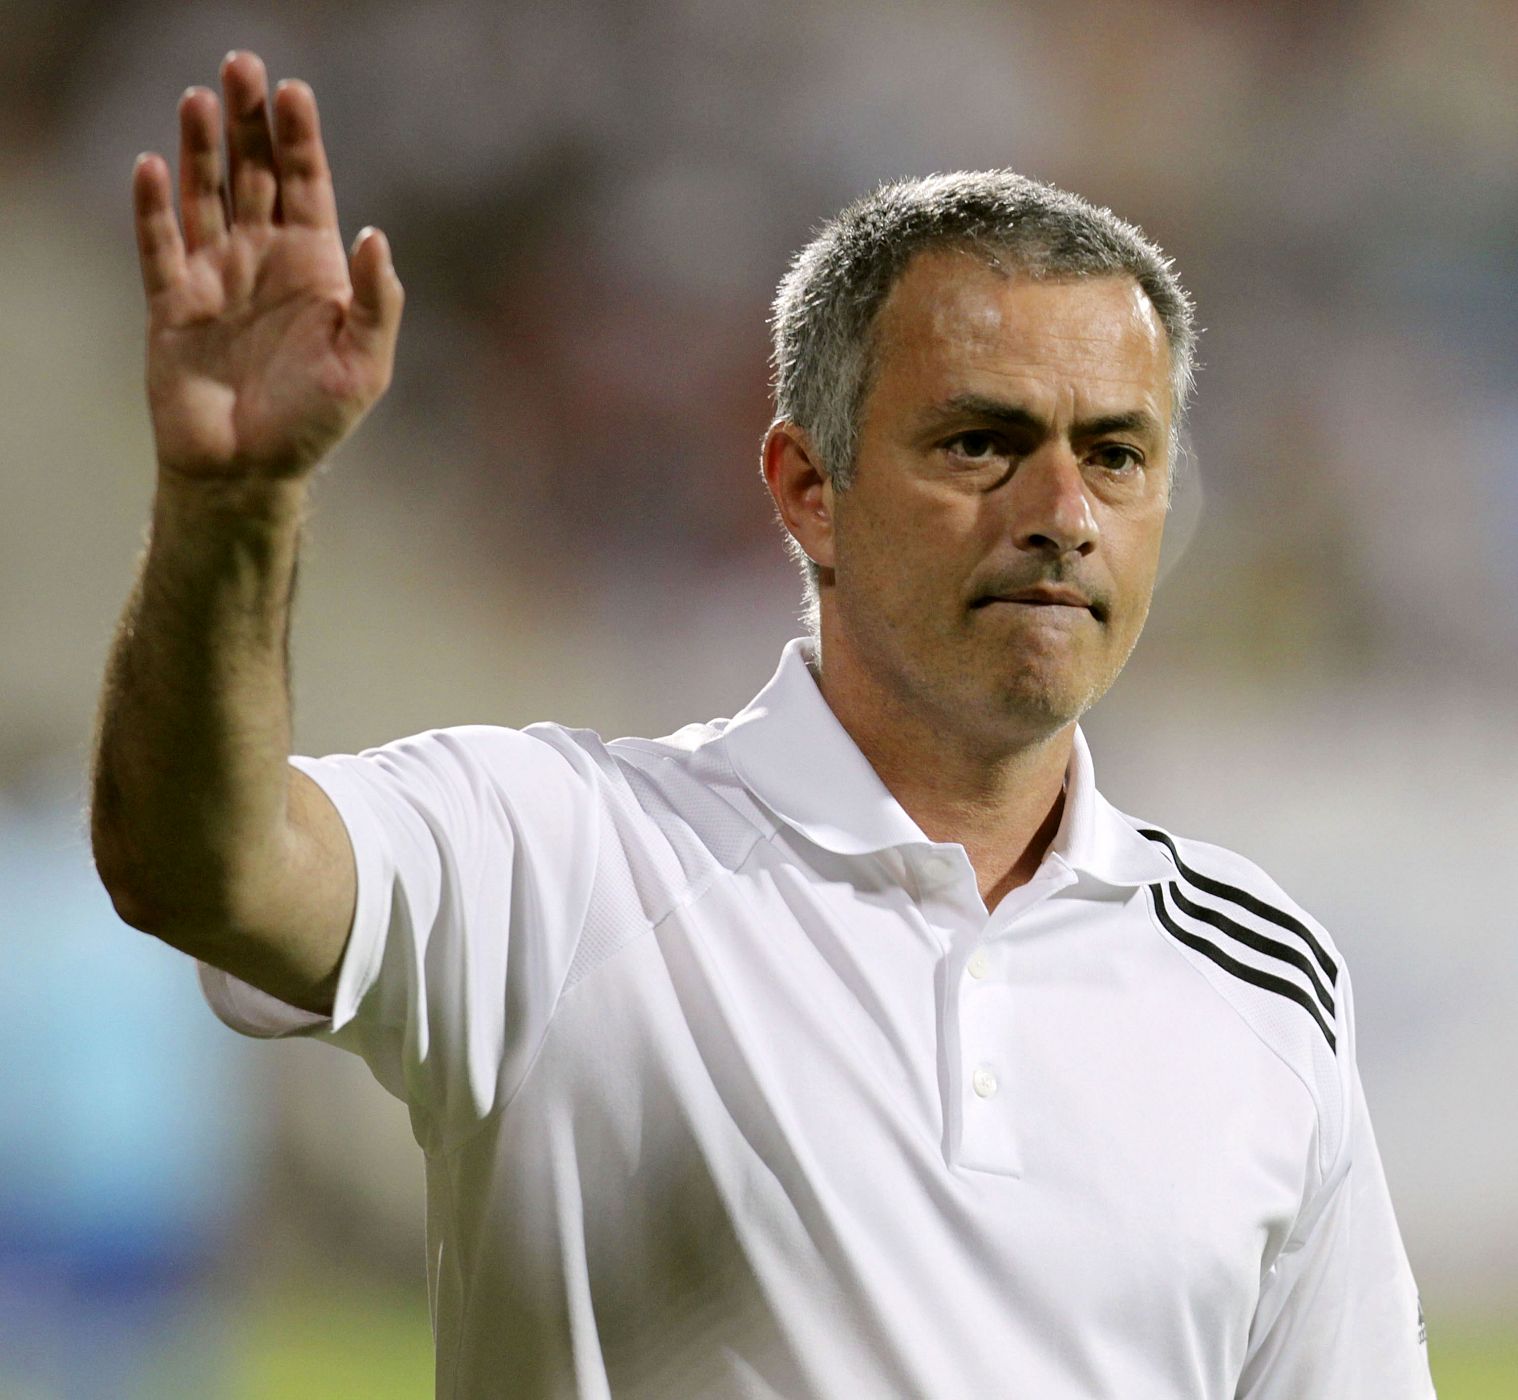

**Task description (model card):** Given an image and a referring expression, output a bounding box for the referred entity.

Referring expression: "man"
[91,49,1434,1400]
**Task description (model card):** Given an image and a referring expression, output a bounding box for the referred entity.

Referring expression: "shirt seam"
[420,783,608,1160]
[611,739,780,845]
[438,1149,466,1400]
[435,814,769,1157]
[554,822,769,1011]
[1140,887,1327,1242]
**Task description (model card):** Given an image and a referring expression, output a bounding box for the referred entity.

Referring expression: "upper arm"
[131,765,357,1019]
[198,725,606,1147]
[251,765,359,1016]
[1235,983,1434,1399]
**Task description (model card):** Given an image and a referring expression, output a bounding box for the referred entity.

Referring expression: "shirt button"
[972,1066,999,1098]
[967,948,990,980]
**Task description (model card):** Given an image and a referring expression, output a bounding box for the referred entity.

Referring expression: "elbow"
[90,835,164,935]
[90,808,140,924]
[88,792,219,938]
[89,812,207,941]
[87,795,281,954]
[92,853,238,961]
[88,786,148,926]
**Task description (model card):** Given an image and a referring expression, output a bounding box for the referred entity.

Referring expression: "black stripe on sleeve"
[1166,881,1336,1021]
[1138,828,1339,987]
[1149,883,1338,1053]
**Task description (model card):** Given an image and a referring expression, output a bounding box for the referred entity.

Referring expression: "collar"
[720,637,1173,888]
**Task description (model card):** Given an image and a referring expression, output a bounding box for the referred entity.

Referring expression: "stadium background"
[1,0,1513,1394]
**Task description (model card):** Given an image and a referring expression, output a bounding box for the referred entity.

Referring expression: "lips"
[972,585,1104,619]
[1005,587,1091,608]
[974,588,1092,608]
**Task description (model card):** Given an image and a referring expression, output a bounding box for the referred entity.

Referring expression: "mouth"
[972,587,1104,620]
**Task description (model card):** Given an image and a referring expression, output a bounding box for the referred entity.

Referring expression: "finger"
[221,50,280,226]
[345,227,404,364]
[272,79,339,230]
[132,153,187,297]
[178,86,229,250]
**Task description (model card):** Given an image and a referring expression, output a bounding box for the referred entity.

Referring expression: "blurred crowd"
[1,0,1513,1392]
[8,0,1517,658]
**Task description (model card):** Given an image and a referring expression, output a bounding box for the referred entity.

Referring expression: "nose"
[1008,445,1098,557]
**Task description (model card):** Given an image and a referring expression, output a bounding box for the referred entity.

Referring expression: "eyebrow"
[921,393,1164,444]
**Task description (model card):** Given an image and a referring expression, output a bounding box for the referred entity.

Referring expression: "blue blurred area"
[0,764,252,1398]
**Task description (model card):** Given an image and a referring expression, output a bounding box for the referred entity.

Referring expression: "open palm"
[133,53,402,480]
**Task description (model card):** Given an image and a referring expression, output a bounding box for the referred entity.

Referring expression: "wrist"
[153,467,312,527]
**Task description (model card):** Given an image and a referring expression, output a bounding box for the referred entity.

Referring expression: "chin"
[988,669,1108,737]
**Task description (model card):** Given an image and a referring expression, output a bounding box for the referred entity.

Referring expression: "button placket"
[922,846,1022,1174]
[912,844,979,912]
[952,930,1024,1173]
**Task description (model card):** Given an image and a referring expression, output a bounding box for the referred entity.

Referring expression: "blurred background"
[1,0,1514,1394]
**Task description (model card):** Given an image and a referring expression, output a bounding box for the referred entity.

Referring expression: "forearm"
[91,471,310,940]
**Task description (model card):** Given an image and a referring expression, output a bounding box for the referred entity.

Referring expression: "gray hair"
[768,171,1198,592]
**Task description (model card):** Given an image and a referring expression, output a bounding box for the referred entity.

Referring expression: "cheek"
[1107,525,1165,624]
[841,486,972,592]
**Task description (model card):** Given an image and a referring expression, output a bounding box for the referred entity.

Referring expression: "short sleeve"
[1235,966,1435,1398]
[197,724,603,1151]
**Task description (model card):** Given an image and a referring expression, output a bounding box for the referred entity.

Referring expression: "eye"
[944,430,1008,462]
[1090,443,1144,473]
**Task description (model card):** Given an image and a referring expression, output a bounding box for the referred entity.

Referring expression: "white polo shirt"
[200,638,1434,1399]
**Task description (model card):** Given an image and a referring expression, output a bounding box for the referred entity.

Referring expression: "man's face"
[822,250,1173,752]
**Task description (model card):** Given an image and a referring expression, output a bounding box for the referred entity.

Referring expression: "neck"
[809,633,1075,909]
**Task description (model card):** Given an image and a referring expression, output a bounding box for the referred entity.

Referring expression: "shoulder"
[478,716,775,882]
[326,717,772,863]
[1123,814,1355,1174]
[1132,821,1344,1022]
[360,718,736,799]
[604,720,775,872]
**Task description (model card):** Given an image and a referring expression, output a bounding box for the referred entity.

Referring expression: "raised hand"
[132,51,403,481]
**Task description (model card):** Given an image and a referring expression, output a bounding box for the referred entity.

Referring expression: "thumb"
[346,226,403,352]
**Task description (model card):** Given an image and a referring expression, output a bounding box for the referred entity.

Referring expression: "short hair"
[768,170,1198,594]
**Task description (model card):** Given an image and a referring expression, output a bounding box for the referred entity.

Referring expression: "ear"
[761,420,836,570]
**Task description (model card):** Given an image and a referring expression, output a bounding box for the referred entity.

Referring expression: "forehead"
[868,250,1171,416]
